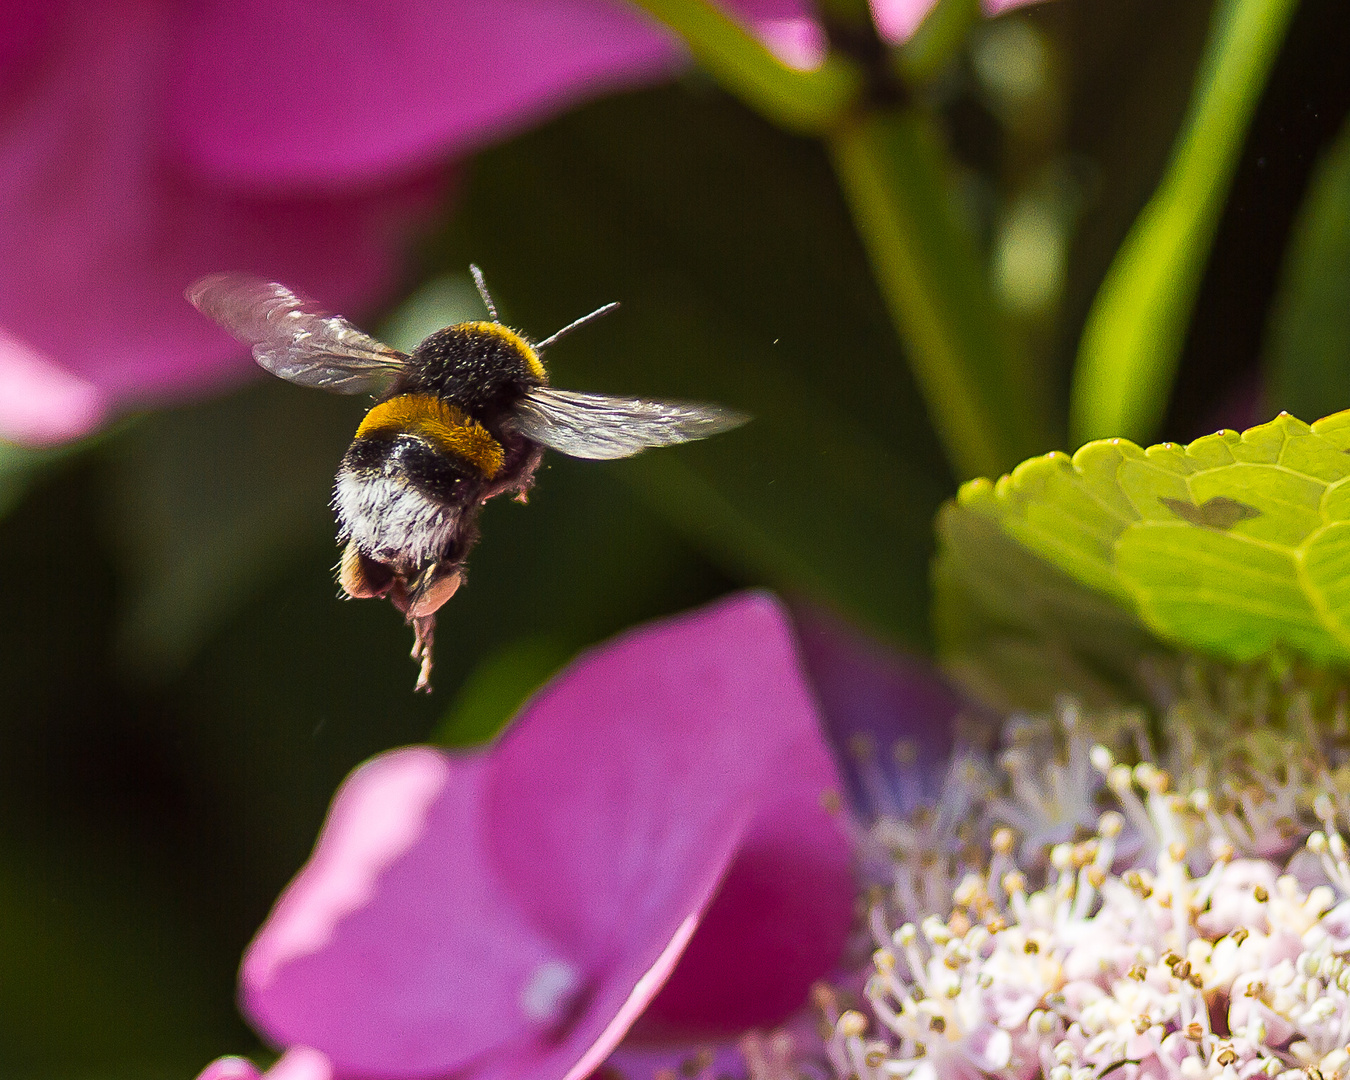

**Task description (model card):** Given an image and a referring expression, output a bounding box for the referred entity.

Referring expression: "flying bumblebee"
[187,268,747,692]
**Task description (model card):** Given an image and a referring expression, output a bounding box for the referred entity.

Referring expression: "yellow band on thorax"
[355,394,504,478]
[459,321,546,381]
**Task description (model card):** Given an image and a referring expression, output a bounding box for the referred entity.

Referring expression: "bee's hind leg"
[411,614,436,693]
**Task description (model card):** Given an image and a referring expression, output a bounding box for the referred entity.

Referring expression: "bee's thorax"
[404,322,546,417]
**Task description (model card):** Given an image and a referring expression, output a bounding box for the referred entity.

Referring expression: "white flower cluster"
[827,697,1350,1080]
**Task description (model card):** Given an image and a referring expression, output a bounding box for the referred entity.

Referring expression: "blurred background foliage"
[3,0,1350,1075]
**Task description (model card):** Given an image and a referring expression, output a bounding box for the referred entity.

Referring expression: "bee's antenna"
[469,264,498,322]
[535,302,620,351]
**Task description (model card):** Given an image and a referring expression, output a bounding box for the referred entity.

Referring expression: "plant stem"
[831,111,1049,478]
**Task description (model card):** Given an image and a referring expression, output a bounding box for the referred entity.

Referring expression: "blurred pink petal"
[171,0,683,189]
[869,0,1049,45]
[6,0,828,445]
[983,0,1048,13]
[792,604,966,817]
[239,593,853,1080]
[0,329,105,444]
[198,1049,333,1080]
[755,17,828,72]
[869,0,937,46]
[171,1,826,189]
[198,1057,263,1080]
[0,0,441,442]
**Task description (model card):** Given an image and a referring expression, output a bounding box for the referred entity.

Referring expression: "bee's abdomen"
[355,393,504,478]
[334,434,483,567]
[406,322,545,415]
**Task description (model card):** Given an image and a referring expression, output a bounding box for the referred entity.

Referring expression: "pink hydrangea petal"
[983,0,1048,13]
[170,0,828,188]
[0,0,61,84]
[482,593,850,1052]
[244,749,575,1079]
[606,1043,747,1080]
[868,0,939,45]
[197,1057,263,1080]
[0,0,438,421]
[870,0,1046,43]
[265,1049,334,1080]
[197,1049,332,1080]
[0,329,105,445]
[792,605,964,817]
[243,593,850,1080]
[484,593,837,955]
[755,17,828,71]
[640,749,851,1031]
[170,0,684,189]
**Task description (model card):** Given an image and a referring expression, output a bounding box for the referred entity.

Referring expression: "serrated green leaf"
[953,410,1350,668]
[1265,112,1350,421]
[933,502,1166,711]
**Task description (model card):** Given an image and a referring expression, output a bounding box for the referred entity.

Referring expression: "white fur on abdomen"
[333,468,462,567]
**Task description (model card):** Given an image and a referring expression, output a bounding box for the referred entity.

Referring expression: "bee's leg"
[411,614,436,693]
[511,448,545,503]
[338,541,394,600]
[402,562,463,618]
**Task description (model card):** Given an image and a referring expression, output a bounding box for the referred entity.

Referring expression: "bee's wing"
[506,387,749,460]
[187,274,409,395]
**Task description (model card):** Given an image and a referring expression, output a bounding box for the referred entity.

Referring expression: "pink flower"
[868,0,1049,48]
[0,0,814,446]
[198,592,856,1080]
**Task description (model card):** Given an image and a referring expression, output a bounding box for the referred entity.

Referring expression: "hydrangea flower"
[195,592,862,1080]
[0,0,815,446]
[830,685,1350,1080]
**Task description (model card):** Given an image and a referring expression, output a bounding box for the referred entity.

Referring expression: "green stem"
[830,111,1049,479]
[628,0,863,133]
[1069,0,1301,445]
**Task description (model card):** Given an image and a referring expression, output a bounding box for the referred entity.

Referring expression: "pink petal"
[198,1058,263,1080]
[170,0,828,188]
[170,0,685,189]
[868,0,940,45]
[244,749,571,1079]
[0,0,439,425]
[242,593,852,1080]
[0,329,105,445]
[755,17,829,71]
[197,1049,333,1080]
[792,605,963,817]
[481,593,850,1056]
[982,0,1049,13]
[266,1049,334,1080]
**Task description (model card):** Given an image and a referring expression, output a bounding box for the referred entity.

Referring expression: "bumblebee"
[187,268,747,691]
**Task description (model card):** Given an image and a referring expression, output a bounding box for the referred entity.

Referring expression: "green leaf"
[951,410,1350,669]
[1265,112,1350,422]
[1069,0,1300,444]
[933,502,1167,711]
